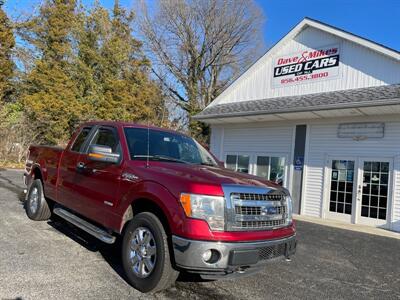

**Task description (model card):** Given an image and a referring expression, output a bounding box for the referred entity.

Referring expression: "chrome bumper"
[172,234,296,277]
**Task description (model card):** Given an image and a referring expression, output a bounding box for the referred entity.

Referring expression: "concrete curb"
[294,214,400,240]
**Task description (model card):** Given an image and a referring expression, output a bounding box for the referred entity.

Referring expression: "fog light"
[202,250,212,262]
[202,249,221,264]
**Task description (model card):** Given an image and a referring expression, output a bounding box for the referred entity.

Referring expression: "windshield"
[124,127,217,166]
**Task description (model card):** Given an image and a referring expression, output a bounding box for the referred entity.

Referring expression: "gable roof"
[204,17,400,109]
[194,84,400,120]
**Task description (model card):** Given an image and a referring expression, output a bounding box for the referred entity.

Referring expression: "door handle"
[76,162,86,171]
[357,185,362,201]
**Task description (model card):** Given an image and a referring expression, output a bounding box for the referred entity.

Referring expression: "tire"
[25,179,52,221]
[122,212,179,293]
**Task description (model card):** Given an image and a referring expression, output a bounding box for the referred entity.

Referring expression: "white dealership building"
[195,18,400,232]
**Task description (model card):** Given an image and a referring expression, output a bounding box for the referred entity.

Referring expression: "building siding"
[393,156,400,231]
[211,27,400,106]
[304,121,400,230]
[210,124,294,187]
[211,117,400,232]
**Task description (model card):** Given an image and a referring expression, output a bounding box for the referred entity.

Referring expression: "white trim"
[288,125,297,195]
[391,155,400,231]
[219,127,225,160]
[304,19,400,61]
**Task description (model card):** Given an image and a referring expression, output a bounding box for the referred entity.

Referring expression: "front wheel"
[122,212,179,293]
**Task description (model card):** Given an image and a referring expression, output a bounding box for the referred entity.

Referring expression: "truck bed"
[26,145,64,200]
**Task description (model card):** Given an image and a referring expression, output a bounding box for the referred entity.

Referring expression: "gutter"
[193,98,400,121]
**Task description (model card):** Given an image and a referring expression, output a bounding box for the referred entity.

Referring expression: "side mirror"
[88,144,120,164]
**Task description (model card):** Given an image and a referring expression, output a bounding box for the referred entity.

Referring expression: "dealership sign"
[272,45,340,87]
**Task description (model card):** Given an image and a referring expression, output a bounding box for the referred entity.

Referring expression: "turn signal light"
[179,193,192,217]
[88,153,105,159]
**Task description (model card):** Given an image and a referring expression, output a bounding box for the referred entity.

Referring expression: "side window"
[225,154,250,173]
[90,127,120,153]
[255,155,286,186]
[71,127,92,152]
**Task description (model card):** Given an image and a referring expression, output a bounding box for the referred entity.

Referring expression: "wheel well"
[33,167,42,182]
[124,198,171,235]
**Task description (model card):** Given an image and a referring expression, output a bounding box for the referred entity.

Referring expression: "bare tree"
[137,0,264,139]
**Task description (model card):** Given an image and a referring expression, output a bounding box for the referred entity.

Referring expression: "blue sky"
[3,0,400,52]
[258,0,400,51]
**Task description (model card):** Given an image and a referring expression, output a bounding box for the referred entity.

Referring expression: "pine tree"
[76,0,163,124]
[20,0,86,144]
[0,5,15,102]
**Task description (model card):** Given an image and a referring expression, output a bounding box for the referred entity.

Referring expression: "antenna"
[146,119,150,168]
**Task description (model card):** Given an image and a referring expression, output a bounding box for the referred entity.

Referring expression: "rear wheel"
[122,212,179,293]
[25,179,51,221]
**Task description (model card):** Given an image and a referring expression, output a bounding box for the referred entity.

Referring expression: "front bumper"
[172,234,296,278]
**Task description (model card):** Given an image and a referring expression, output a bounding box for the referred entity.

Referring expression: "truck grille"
[238,219,287,229]
[235,206,287,215]
[231,193,285,202]
[228,190,288,231]
[258,243,286,260]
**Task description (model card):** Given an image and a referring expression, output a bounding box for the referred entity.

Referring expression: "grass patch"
[0,161,25,169]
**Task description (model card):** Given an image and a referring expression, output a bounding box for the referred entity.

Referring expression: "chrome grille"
[229,190,288,231]
[231,193,285,202]
[235,206,287,215]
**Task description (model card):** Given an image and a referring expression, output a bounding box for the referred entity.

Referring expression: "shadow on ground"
[45,216,224,298]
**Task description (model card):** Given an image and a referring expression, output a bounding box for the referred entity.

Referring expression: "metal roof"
[194,84,400,120]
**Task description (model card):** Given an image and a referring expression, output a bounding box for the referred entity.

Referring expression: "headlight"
[286,195,293,224]
[179,193,225,231]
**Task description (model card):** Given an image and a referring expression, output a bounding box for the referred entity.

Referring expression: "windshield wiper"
[133,154,189,164]
[153,155,189,164]
[200,162,215,166]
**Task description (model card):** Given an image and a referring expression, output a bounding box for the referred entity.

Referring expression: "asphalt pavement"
[1,169,400,300]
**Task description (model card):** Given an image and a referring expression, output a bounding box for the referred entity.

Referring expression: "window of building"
[255,156,286,186]
[225,154,250,173]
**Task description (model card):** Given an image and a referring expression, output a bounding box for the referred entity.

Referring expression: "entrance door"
[356,159,392,227]
[326,159,356,222]
[324,157,392,228]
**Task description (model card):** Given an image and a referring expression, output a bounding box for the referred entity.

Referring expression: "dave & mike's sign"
[272,45,340,87]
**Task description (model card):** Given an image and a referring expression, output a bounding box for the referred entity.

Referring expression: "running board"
[53,207,116,244]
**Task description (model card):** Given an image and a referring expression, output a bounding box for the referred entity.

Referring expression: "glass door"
[326,159,356,222]
[356,159,391,226]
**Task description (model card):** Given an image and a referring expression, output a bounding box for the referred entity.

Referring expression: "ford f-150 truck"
[24,121,296,292]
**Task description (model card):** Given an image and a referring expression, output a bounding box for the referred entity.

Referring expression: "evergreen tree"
[20,0,86,144]
[0,5,15,102]
[18,0,166,145]
[76,0,163,124]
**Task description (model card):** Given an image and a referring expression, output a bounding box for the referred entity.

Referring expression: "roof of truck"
[82,121,186,136]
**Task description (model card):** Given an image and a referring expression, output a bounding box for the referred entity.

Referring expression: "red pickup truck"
[24,121,296,292]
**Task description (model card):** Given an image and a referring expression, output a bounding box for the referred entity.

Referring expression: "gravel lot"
[1,169,400,300]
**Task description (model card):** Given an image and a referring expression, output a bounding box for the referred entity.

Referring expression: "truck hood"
[130,161,284,198]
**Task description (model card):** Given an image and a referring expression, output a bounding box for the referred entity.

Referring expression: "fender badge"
[122,172,139,181]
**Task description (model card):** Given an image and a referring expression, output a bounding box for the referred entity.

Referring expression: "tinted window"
[90,127,120,153]
[124,127,216,166]
[71,127,92,152]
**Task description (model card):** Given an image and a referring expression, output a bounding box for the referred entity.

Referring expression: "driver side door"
[74,125,123,227]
